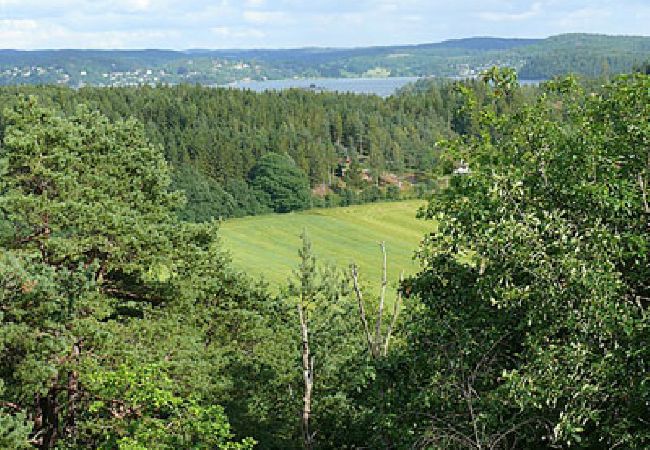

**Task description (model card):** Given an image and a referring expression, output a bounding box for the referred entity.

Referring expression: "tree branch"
[0,401,23,412]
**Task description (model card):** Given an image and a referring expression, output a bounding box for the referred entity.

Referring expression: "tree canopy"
[366,72,650,448]
[0,71,648,449]
[0,98,255,449]
[249,153,311,213]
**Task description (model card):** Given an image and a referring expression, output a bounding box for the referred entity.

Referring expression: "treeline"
[0,78,550,220]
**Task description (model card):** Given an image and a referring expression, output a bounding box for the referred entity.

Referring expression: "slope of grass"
[219,200,433,295]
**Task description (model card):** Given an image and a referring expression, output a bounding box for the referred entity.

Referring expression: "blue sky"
[0,0,648,49]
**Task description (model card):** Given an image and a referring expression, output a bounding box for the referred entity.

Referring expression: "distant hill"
[516,34,650,78]
[0,33,647,87]
[415,37,541,51]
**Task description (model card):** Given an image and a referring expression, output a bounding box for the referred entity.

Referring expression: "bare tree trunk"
[36,387,59,450]
[383,271,404,356]
[352,245,403,359]
[298,303,314,450]
[351,263,374,357]
[639,173,650,213]
[64,340,82,438]
[373,242,388,357]
[351,246,405,449]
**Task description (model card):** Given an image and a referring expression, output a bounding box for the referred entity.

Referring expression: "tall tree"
[0,98,253,449]
[286,232,366,449]
[373,73,650,448]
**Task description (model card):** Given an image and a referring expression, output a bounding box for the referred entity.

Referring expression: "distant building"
[453,160,471,175]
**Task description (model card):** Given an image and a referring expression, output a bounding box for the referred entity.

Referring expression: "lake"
[223,76,546,97]
[224,77,420,97]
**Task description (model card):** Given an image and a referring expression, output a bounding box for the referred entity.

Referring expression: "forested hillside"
[517,34,650,78]
[1,34,648,86]
[0,79,543,220]
[1,70,648,449]
[0,83,452,218]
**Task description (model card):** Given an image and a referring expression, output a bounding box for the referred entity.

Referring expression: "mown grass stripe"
[219,200,433,295]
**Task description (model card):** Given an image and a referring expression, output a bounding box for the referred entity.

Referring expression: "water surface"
[224,76,545,97]
[226,76,420,97]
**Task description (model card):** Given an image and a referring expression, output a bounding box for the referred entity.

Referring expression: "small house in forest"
[453,160,471,175]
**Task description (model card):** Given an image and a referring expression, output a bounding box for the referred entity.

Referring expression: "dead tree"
[298,302,314,450]
[351,242,403,359]
[383,270,403,357]
[292,232,318,450]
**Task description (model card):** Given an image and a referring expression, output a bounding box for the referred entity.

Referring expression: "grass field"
[219,200,433,295]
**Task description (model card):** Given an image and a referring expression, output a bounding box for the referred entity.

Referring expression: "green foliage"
[224,179,272,217]
[481,66,518,97]
[376,73,650,448]
[249,153,311,213]
[517,34,650,79]
[0,413,31,449]
[385,184,401,201]
[0,83,454,219]
[172,165,237,222]
[0,97,182,276]
[0,383,31,450]
[633,60,650,75]
[79,364,255,449]
[0,98,257,449]
[1,64,648,450]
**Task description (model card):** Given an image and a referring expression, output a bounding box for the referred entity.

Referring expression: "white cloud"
[0,1,647,49]
[557,7,610,27]
[126,0,153,12]
[211,26,265,39]
[243,10,291,24]
[0,18,38,30]
[0,17,178,48]
[377,2,399,13]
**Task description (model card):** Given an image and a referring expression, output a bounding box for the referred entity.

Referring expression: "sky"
[0,0,648,49]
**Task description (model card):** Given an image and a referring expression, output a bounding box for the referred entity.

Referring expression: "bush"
[385,185,401,200]
[360,185,382,203]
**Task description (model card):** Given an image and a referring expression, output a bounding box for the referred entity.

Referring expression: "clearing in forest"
[220,200,432,294]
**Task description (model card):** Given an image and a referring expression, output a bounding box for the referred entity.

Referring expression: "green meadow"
[219,200,433,294]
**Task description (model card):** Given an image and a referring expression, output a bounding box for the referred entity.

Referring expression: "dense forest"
[0,78,543,220]
[0,83,455,218]
[0,85,450,220]
[1,69,649,449]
